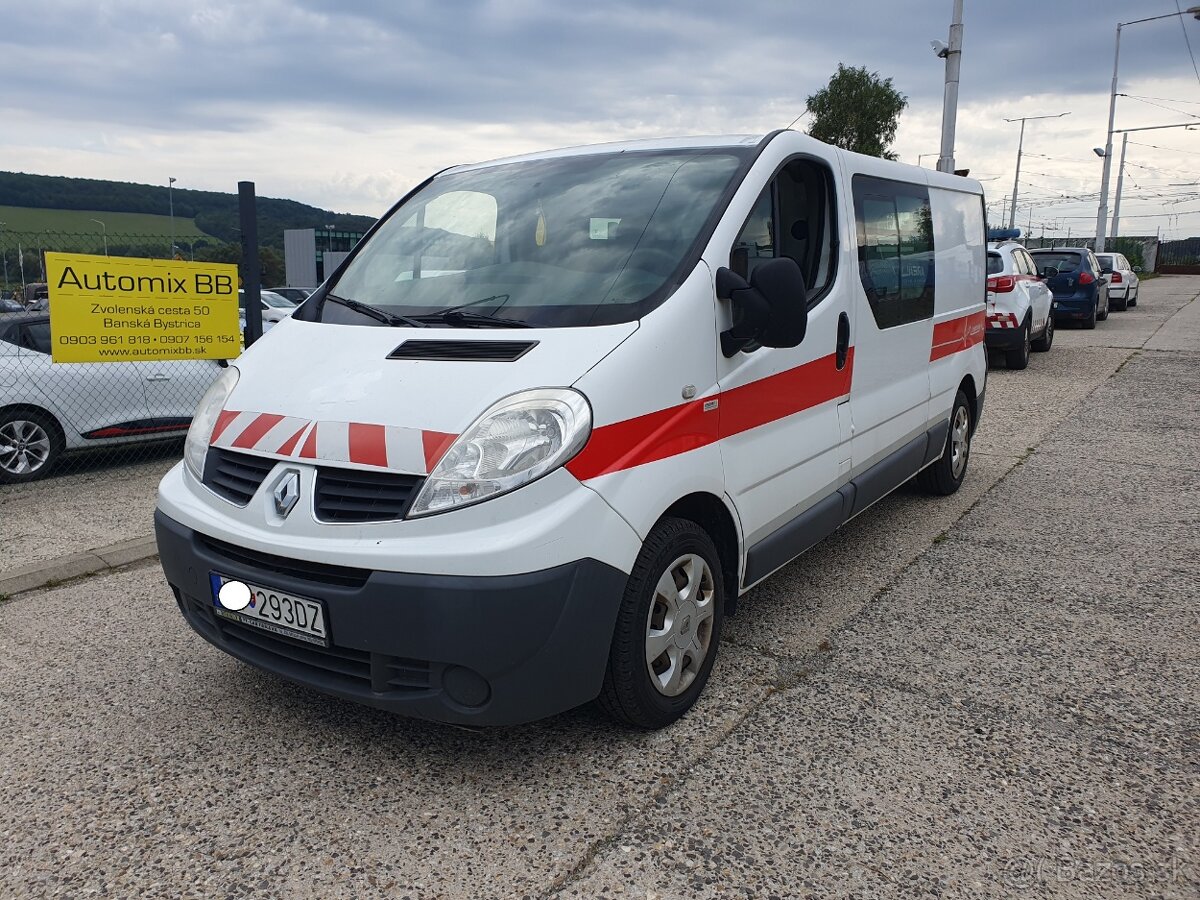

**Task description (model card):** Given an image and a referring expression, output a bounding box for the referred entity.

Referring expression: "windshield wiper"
[325,293,427,328]
[412,293,532,328]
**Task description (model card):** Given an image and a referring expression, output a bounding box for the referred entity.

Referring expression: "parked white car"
[1095,252,1140,310]
[985,240,1054,369]
[0,313,224,482]
[238,290,298,333]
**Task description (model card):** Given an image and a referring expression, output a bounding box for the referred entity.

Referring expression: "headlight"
[407,388,591,517]
[184,367,239,480]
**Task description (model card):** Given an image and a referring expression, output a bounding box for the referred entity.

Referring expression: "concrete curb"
[0,535,158,598]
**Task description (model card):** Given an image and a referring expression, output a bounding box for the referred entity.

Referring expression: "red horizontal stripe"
[231,413,285,450]
[86,423,191,439]
[931,310,985,361]
[718,349,853,439]
[348,422,389,468]
[568,396,717,482]
[568,351,854,482]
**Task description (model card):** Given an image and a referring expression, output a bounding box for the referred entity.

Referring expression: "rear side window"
[1031,252,1081,273]
[852,175,934,329]
[987,252,1004,275]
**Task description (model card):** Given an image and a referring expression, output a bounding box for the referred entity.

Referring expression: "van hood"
[210,315,636,475]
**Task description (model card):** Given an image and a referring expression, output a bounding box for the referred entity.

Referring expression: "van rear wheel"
[598,517,724,729]
[917,391,971,496]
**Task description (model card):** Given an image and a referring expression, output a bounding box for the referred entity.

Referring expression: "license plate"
[209,573,329,646]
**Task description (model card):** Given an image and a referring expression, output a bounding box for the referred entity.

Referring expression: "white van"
[156,132,987,728]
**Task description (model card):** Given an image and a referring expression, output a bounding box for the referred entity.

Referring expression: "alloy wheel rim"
[644,553,715,697]
[0,420,52,475]
[949,406,970,480]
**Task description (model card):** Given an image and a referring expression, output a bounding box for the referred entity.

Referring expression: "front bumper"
[156,510,627,725]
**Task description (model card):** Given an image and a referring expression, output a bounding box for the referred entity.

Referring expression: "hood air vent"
[387,339,539,362]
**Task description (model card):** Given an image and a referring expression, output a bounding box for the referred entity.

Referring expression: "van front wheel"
[917,391,971,496]
[598,517,724,729]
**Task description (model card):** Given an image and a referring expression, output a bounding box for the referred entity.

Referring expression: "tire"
[1097,293,1109,321]
[1113,293,1128,312]
[1083,300,1097,330]
[0,409,64,484]
[917,390,971,496]
[1129,287,1138,307]
[598,517,725,729]
[1005,319,1031,370]
[1031,313,1054,352]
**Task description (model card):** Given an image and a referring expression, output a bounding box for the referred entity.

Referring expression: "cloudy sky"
[4,0,1200,238]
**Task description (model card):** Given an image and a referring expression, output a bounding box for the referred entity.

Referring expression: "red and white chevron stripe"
[987,312,1020,330]
[209,410,456,474]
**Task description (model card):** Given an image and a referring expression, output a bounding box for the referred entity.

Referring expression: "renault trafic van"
[156,131,987,729]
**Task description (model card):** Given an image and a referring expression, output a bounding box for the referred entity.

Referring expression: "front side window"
[852,175,934,329]
[324,149,750,328]
[730,157,839,307]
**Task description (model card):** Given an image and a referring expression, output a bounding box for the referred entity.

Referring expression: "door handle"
[836,312,850,370]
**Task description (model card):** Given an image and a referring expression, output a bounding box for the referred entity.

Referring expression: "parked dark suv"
[1028,248,1109,329]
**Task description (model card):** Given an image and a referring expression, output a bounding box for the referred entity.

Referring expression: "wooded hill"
[0,171,377,251]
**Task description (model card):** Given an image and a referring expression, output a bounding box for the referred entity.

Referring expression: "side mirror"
[716,257,808,357]
[1133,266,1142,273]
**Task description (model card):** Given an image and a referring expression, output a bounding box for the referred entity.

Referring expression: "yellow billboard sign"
[45,252,241,363]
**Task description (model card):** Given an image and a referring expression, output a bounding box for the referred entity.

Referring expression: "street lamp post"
[1110,132,1129,241]
[1005,112,1070,230]
[89,218,108,257]
[168,176,177,258]
[935,0,965,174]
[1095,6,1200,252]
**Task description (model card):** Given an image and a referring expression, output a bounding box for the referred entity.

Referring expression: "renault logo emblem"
[273,470,301,518]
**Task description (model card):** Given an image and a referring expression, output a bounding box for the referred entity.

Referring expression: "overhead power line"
[1177,1,1200,90]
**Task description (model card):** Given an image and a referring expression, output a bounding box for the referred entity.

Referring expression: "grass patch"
[0,205,210,239]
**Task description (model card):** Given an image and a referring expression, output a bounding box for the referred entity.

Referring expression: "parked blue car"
[1029,248,1109,330]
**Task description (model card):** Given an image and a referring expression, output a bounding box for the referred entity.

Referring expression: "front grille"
[203,448,277,505]
[314,468,423,523]
[199,533,371,588]
[179,591,432,696]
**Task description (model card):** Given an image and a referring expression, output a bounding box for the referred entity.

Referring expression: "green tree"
[805,64,908,160]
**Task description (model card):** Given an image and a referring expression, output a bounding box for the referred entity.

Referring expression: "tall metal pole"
[1008,119,1026,230]
[1110,132,1129,242]
[1094,25,1122,253]
[936,0,964,174]
[239,181,263,348]
[1005,112,1070,231]
[168,176,177,258]
[0,222,7,291]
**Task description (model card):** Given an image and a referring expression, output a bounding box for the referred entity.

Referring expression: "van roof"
[445,131,984,195]
[449,134,764,173]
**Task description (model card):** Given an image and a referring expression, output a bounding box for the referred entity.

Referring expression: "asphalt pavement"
[1,276,1197,899]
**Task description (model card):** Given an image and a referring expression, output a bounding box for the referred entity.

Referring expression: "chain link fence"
[1,230,239,487]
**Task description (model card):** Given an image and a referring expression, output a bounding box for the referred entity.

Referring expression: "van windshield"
[321,148,750,328]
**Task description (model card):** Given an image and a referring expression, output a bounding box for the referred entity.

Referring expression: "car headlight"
[184,366,239,480]
[407,388,591,517]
